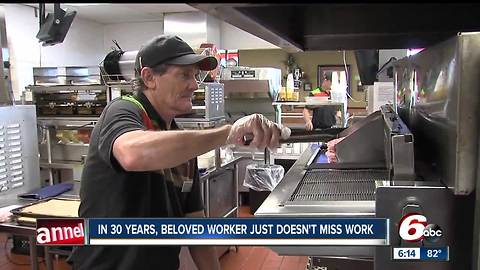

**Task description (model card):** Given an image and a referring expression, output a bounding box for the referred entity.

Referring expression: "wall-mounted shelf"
[40,161,83,169]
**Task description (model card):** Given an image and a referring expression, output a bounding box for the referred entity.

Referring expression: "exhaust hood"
[191,3,480,86]
[163,11,220,50]
[191,4,480,51]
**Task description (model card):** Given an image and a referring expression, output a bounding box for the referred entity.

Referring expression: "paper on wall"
[373,82,394,112]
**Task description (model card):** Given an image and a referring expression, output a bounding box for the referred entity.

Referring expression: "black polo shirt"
[312,106,337,129]
[68,92,203,270]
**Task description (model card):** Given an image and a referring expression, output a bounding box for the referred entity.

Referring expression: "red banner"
[36,218,85,245]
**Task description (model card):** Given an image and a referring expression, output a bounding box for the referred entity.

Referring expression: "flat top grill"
[287,169,388,202]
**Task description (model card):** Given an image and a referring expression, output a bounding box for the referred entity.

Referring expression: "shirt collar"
[135,91,179,130]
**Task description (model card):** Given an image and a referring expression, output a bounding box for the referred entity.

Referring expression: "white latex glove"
[226,114,283,150]
[0,205,21,223]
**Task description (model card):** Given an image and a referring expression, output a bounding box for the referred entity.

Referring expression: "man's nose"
[190,78,199,91]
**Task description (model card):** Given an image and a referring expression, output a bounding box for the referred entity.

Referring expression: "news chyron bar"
[35,216,448,261]
[36,218,387,246]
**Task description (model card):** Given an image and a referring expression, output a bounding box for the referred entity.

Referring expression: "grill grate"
[288,169,388,202]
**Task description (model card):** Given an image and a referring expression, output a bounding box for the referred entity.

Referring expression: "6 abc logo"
[398,213,443,243]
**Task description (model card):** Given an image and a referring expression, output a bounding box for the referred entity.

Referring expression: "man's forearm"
[303,108,312,122]
[113,124,232,171]
[189,246,220,270]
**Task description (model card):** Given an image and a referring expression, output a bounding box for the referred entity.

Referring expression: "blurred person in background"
[303,72,341,130]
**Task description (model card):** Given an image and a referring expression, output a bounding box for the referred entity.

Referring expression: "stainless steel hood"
[164,11,220,50]
[190,3,480,51]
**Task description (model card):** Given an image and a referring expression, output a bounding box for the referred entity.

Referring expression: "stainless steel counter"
[199,155,246,181]
[255,145,376,217]
[254,145,377,257]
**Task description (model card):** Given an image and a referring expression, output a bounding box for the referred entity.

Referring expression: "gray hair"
[133,63,171,92]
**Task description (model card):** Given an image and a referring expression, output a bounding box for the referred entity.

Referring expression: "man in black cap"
[69,35,282,270]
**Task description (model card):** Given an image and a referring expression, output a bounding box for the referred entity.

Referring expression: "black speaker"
[36,6,76,46]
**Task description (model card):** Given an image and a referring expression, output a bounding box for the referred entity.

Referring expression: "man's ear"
[140,67,156,89]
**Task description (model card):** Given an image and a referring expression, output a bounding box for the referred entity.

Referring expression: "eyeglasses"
[176,67,208,85]
[195,71,209,84]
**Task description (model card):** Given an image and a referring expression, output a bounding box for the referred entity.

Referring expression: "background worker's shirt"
[312,106,337,129]
[69,92,203,270]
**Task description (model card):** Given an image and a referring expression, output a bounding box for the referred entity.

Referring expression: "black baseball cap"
[135,35,218,74]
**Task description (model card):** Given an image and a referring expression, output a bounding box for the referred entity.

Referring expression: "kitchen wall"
[40,20,104,67]
[4,5,165,100]
[3,4,281,101]
[4,4,364,108]
[206,14,221,49]
[239,49,367,108]
[4,4,104,100]
[103,21,164,53]
[3,4,37,101]
[104,17,277,52]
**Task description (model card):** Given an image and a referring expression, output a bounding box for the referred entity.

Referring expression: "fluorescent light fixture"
[2,48,9,60]
[407,48,424,56]
[165,21,206,33]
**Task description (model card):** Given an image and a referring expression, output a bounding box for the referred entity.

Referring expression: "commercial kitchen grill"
[287,169,387,202]
[256,103,413,220]
[255,32,480,270]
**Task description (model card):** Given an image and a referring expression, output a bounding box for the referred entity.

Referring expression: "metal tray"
[10,197,80,219]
